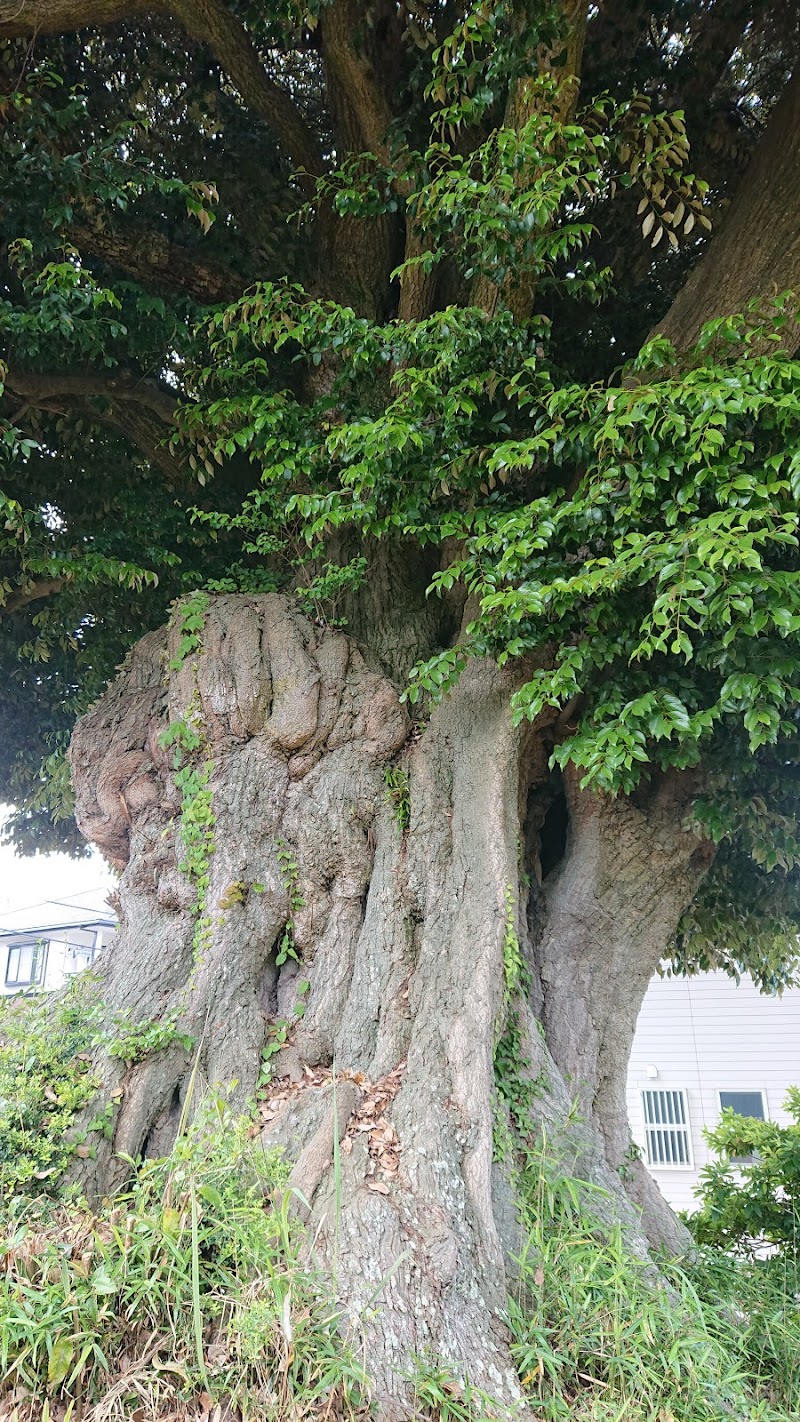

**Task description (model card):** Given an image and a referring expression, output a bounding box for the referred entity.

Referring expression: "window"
[641,1089,693,1168]
[718,1091,766,1120]
[5,940,47,988]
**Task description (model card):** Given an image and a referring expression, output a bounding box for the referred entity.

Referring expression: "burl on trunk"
[69,592,710,1418]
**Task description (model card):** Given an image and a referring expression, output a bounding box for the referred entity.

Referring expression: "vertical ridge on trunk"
[532,768,714,1255]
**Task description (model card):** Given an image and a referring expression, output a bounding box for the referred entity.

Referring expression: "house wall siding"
[627,970,800,1214]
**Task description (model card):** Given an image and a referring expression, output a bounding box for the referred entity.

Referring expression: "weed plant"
[0,1096,367,1421]
[672,1248,800,1417]
[504,1143,800,1422]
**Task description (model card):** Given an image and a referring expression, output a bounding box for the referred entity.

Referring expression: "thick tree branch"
[6,368,178,422]
[0,0,325,188]
[171,0,325,186]
[656,67,800,353]
[6,368,184,479]
[318,0,394,159]
[1,577,68,614]
[70,222,244,305]
[0,1,152,36]
[311,1,400,317]
[674,0,770,114]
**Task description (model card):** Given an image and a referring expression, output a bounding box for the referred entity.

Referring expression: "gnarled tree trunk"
[69,591,711,1418]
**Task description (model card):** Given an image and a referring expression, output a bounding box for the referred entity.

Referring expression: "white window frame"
[641,1088,694,1170]
[717,1089,768,1121]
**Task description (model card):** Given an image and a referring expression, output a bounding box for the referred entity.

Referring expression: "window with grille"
[641,1089,692,1168]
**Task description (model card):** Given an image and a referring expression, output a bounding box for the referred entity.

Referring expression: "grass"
[503,1140,800,1421]
[3,1025,800,1422]
[0,1094,367,1421]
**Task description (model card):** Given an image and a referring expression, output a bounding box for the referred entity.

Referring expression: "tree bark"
[656,66,800,355]
[69,591,711,1417]
[532,767,714,1253]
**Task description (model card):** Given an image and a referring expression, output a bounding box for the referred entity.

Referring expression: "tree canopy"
[1,0,800,984]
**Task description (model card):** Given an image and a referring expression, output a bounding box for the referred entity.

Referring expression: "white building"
[627,970,800,1214]
[0,918,116,996]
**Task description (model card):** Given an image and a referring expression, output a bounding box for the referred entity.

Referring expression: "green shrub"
[0,976,103,1193]
[687,1090,800,1259]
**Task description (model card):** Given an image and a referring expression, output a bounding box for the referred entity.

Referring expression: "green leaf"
[48,1335,75,1387]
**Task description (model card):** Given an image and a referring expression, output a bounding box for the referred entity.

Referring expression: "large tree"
[3,1,800,1414]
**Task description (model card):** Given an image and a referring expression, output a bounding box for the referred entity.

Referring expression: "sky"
[0,805,118,933]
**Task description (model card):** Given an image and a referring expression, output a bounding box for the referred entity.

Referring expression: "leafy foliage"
[688,1091,800,1259]
[98,1009,196,1065]
[0,977,103,1194]
[158,591,217,961]
[275,839,306,967]
[383,765,411,832]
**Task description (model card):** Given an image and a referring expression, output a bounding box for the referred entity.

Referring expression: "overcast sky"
[0,806,117,932]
